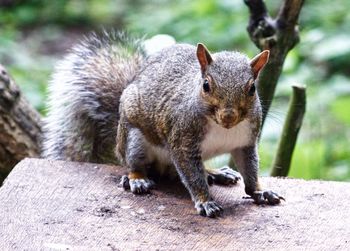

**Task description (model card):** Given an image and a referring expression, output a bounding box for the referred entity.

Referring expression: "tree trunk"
[0,64,42,182]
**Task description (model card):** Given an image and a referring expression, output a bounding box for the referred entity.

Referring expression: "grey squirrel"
[43,31,284,217]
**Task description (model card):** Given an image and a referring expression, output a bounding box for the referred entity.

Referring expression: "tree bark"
[244,0,304,127]
[0,64,42,182]
[271,84,306,177]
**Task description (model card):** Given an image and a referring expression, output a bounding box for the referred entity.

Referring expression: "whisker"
[264,107,286,125]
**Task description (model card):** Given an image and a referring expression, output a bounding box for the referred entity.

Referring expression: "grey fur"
[42,31,145,163]
[43,32,283,217]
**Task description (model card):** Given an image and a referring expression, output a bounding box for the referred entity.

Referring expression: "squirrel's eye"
[248,83,256,96]
[203,79,210,92]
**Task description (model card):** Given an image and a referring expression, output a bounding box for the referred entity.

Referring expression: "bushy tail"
[42,31,145,164]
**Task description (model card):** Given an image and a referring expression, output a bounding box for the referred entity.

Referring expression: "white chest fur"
[144,118,254,174]
[201,119,253,160]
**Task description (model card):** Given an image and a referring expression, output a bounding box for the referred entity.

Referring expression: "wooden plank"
[0,158,349,250]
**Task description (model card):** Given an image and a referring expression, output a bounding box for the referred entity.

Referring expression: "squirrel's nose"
[221,113,234,123]
[220,109,239,126]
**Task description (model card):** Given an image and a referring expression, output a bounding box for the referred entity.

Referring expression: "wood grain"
[0,158,349,250]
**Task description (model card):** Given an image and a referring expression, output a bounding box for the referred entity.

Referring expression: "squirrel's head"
[196,43,269,129]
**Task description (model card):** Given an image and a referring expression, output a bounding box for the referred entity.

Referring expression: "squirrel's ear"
[197,43,213,74]
[250,50,270,79]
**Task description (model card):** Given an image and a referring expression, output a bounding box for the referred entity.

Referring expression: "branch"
[244,0,304,126]
[0,64,42,182]
[244,0,277,50]
[271,84,306,177]
[277,0,305,30]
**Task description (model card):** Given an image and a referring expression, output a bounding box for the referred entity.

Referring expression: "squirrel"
[42,30,284,217]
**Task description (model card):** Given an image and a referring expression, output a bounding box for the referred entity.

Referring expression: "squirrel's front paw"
[120,175,155,194]
[250,190,285,205]
[207,166,241,186]
[195,200,223,218]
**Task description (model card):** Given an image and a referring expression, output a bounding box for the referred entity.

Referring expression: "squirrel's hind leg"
[117,123,156,194]
[206,166,241,186]
[120,173,155,194]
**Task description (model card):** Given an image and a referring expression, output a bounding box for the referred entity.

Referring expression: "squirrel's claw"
[247,190,285,205]
[120,175,155,194]
[120,175,130,190]
[195,200,223,218]
[208,166,241,186]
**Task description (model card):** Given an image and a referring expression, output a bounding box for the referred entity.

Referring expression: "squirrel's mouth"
[221,122,235,129]
[220,120,243,129]
[216,114,242,129]
[211,117,239,129]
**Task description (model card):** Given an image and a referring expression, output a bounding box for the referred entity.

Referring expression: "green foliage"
[285,140,326,180]
[0,0,349,180]
[0,0,125,27]
[0,27,54,113]
[126,0,257,53]
[331,96,350,126]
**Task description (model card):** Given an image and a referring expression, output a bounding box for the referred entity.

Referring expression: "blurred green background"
[0,0,349,181]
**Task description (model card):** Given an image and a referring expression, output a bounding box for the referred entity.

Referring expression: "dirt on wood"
[0,158,349,250]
